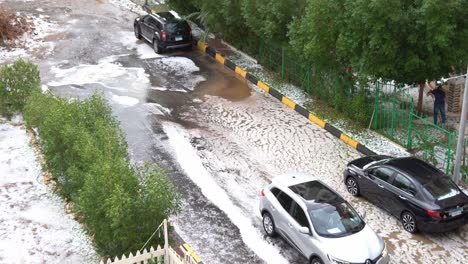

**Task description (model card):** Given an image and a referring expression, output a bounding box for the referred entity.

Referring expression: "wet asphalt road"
[3,0,467,263]
[1,0,276,262]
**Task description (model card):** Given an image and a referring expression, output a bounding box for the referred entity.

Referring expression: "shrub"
[24,91,181,256]
[0,59,40,119]
[350,92,373,125]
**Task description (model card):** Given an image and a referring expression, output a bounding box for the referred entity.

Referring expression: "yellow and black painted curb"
[173,230,203,263]
[194,39,377,157]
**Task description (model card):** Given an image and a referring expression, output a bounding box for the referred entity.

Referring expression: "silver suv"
[259,173,389,264]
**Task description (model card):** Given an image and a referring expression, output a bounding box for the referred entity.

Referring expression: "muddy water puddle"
[198,74,251,101]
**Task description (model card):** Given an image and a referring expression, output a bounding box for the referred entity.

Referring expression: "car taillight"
[426,209,442,219]
[261,189,265,196]
[162,31,166,41]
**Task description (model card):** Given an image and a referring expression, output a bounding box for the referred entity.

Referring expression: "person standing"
[427,82,447,126]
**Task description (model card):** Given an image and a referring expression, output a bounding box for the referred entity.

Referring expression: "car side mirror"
[359,209,367,220]
[298,226,310,235]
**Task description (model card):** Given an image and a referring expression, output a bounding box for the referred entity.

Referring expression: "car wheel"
[134,25,141,39]
[153,39,163,54]
[401,211,418,233]
[309,257,323,264]
[262,212,277,237]
[346,176,360,196]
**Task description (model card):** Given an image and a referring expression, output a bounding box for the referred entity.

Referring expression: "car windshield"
[166,21,189,33]
[423,177,461,201]
[308,201,364,238]
[365,158,390,170]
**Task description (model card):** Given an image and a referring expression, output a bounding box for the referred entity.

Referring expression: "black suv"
[134,12,192,54]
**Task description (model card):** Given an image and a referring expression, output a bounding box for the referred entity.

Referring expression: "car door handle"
[287,223,293,228]
[398,195,407,200]
[377,184,384,188]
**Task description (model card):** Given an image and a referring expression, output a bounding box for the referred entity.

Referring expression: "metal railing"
[373,81,456,174]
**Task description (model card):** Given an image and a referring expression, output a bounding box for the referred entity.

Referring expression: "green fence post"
[306,67,311,93]
[373,82,380,130]
[407,103,414,151]
[258,40,264,63]
[423,125,429,160]
[281,47,285,79]
[391,84,397,138]
[446,132,453,174]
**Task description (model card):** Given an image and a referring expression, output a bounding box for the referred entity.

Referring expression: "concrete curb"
[173,230,203,263]
[195,39,377,157]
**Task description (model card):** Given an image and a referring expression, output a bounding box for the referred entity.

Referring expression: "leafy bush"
[349,92,373,125]
[0,59,40,119]
[24,91,180,256]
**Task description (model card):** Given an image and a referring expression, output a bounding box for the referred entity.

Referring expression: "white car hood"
[319,224,384,263]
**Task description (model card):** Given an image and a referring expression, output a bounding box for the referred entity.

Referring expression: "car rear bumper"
[417,214,468,232]
[376,254,390,264]
[162,40,192,50]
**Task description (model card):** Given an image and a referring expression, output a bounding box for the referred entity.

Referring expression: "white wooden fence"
[101,220,200,264]
[99,245,198,264]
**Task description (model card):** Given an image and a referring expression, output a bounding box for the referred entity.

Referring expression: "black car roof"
[385,157,443,184]
[289,180,344,210]
[151,12,179,23]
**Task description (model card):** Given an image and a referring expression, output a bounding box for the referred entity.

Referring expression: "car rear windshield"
[308,201,364,238]
[423,177,461,201]
[166,21,189,33]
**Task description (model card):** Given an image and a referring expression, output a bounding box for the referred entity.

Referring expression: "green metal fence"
[409,114,454,174]
[257,41,351,105]
[256,41,462,176]
[372,81,413,148]
[258,41,310,92]
[372,82,455,174]
[461,139,468,177]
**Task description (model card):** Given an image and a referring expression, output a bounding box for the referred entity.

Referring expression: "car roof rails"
[155,12,175,21]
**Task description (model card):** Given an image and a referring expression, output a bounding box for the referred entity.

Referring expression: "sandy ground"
[0,123,99,264]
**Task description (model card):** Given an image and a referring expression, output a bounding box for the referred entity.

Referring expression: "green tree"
[290,0,467,113]
[241,0,304,43]
[341,0,467,113]
[288,0,347,72]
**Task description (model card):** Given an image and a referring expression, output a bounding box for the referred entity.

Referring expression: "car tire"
[262,212,277,237]
[134,25,141,39]
[309,257,323,264]
[401,211,418,233]
[346,176,360,196]
[153,38,163,54]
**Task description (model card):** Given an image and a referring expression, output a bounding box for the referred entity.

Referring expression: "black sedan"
[343,156,468,233]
